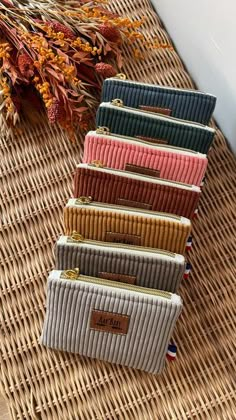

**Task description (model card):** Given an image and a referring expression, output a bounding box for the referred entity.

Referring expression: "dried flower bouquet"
[0,0,145,140]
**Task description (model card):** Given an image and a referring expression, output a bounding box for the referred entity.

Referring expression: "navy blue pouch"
[101,75,216,125]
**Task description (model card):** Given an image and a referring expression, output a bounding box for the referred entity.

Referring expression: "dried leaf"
[54,48,70,64]
[89,33,96,45]
[2,60,28,84]
[66,89,82,98]
[95,32,105,47]
[53,40,69,52]
[116,51,123,69]
[72,51,89,60]
[53,88,60,101]
[41,38,48,49]
[46,67,65,82]
[58,85,68,96]
[74,106,88,113]
[103,43,112,55]
[0,21,20,48]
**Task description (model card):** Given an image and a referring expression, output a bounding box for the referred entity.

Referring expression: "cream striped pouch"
[41,269,183,374]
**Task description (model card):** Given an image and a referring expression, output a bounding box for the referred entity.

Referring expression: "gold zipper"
[74,196,181,220]
[111,74,205,94]
[112,99,124,107]
[110,98,205,127]
[87,162,194,189]
[95,126,198,154]
[90,160,104,168]
[60,269,172,299]
[113,73,127,80]
[96,126,110,135]
[66,232,175,257]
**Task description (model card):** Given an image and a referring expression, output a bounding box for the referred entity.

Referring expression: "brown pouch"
[74,164,200,219]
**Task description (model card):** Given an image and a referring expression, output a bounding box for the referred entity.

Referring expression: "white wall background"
[152,0,236,153]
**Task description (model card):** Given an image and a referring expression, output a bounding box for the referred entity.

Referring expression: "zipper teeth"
[65,237,175,257]
[94,129,199,155]
[86,163,193,189]
[73,199,181,220]
[110,76,214,95]
[109,99,206,127]
[60,272,172,299]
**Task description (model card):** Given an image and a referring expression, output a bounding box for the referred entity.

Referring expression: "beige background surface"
[0,395,10,420]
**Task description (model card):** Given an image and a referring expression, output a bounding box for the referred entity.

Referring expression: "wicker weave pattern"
[1,0,236,418]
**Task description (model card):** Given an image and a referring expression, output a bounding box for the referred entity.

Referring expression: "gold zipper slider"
[62,268,80,279]
[114,73,126,80]
[76,196,92,205]
[71,232,84,241]
[111,98,124,107]
[96,126,110,135]
[91,160,104,168]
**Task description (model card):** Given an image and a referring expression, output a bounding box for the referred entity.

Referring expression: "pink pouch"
[83,131,208,187]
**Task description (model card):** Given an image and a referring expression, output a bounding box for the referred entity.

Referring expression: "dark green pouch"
[96,100,215,154]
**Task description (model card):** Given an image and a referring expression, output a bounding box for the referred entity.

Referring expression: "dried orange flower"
[0,42,12,59]
[133,48,144,59]
[35,82,52,108]
[145,38,174,50]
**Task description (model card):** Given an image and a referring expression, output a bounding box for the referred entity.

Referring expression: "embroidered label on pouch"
[139,105,172,116]
[90,309,130,335]
[105,231,141,246]
[125,163,160,178]
[116,198,152,210]
[136,135,168,145]
[98,272,136,285]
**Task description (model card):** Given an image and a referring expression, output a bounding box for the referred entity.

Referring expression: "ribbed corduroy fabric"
[96,105,215,154]
[101,79,216,125]
[41,273,183,374]
[74,167,200,218]
[83,134,207,187]
[63,206,191,254]
[55,240,185,292]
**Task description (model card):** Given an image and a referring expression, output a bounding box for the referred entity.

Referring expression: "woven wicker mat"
[1,1,236,419]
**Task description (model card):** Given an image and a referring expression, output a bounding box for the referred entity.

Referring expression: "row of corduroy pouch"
[41,74,216,374]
